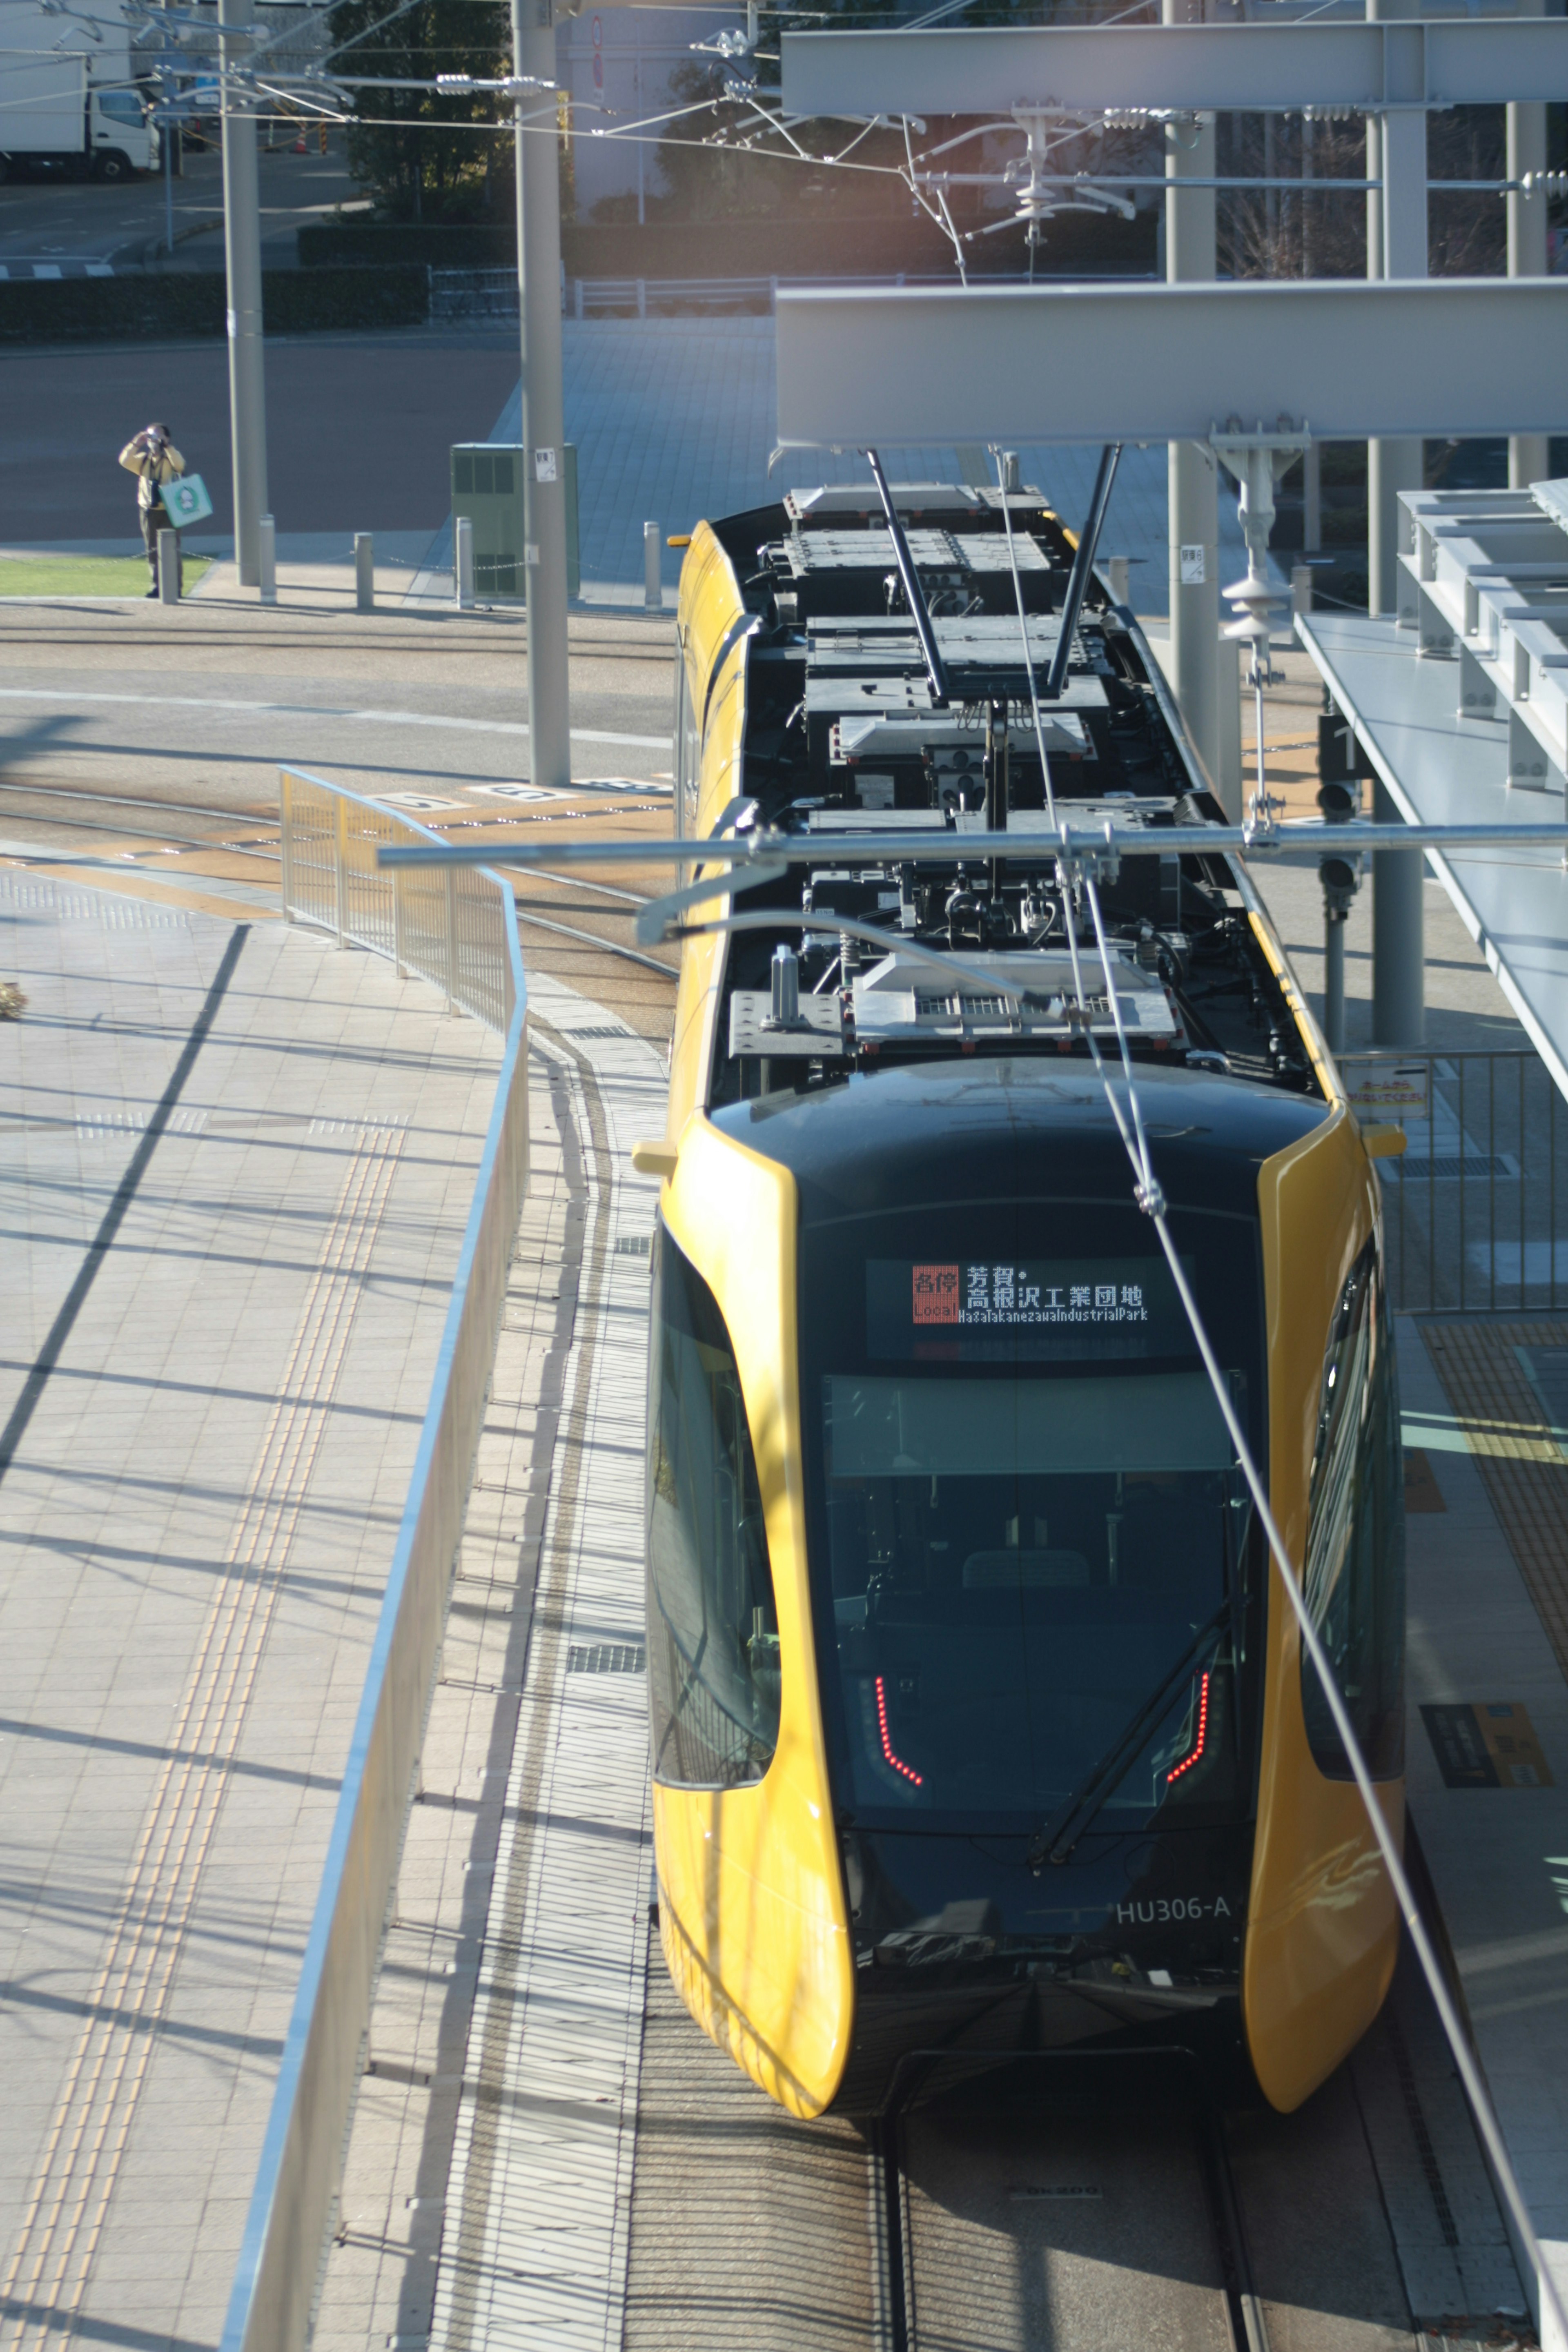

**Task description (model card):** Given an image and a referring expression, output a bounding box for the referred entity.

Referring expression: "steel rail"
[379,819,1568,873]
[514,906,678,978]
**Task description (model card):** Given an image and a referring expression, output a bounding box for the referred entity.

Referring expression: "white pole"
[1163,0,1220,804]
[355,532,374,612]
[220,0,268,590]
[1365,0,1426,1051]
[512,0,572,795]
[258,512,276,604]
[1366,0,1425,623]
[455,513,475,608]
[1508,0,1549,490]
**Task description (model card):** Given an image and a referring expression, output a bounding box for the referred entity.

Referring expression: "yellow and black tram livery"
[636,478,1405,2119]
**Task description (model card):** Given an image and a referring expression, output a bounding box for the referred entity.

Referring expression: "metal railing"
[1342,1047,1567,1313]
[279,765,515,1032]
[222,772,527,2352]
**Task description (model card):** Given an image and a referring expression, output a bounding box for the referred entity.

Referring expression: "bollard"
[1104,555,1130,608]
[157,527,180,604]
[355,532,374,613]
[455,515,474,610]
[1292,563,1314,620]
[644,521,662,612]
[258,514,276,606]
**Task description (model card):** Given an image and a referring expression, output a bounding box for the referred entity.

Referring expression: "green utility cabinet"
[450,443,579,601]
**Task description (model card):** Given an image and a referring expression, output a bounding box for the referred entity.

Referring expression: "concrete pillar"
[1366,0,1426,623]
[513,0,572,793]
[1508,1,1550,492]
[1372,774,1424,1047]
[1164,0,1221,798]
[220,0,268,591]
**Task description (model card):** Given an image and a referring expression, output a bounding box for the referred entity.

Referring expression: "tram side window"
[646,1229,782,1787]
[1301,1239,1405,1780]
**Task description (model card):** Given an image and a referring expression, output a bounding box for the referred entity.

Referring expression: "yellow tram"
[634,479,1405,2118]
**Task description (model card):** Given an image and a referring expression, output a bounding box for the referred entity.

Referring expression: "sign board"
[1343,1060,1430,1120]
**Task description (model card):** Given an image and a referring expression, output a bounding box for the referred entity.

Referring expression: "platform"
[0,874,504,2350]
[1401,1312,1568,2340]
[1298,609,1568,1099]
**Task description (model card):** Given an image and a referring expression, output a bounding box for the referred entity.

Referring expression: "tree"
[328,0,508,222]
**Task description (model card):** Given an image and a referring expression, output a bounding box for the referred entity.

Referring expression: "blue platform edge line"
[218,795,527,2352]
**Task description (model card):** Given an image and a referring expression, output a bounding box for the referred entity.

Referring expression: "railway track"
[878,2066,1268,2352]
[0,777,680,1041]
[623,1927,1530,2352]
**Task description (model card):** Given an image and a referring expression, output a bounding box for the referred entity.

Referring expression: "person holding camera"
[118,423,187,596]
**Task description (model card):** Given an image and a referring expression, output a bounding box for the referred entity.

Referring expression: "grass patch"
[0,555,212,599]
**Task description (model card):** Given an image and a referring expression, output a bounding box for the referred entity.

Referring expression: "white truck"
[0,0,156,182]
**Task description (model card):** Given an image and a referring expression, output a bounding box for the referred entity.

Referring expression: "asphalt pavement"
[0,134,356,269]
[0,601,675,815]
[0,331,522,544]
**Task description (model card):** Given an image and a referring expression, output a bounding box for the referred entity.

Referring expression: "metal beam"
[774,281,1568,448]
[376,821,1568,875]
[781,20,1568,118]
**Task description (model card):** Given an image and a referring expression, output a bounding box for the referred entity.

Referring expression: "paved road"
[0,136,356,268]
[0,331,521,544]
[0,592,684,1038]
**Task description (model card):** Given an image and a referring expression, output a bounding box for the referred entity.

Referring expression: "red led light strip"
[875,1675,923,1786]
[1166,1672,1211,1784]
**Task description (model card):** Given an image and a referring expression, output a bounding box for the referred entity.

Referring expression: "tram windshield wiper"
[1031,1597,1231,1869]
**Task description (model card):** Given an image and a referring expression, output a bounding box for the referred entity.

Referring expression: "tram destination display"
[866,1256,1193,1361]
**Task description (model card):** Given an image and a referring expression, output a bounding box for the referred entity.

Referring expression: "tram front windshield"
[805,1225,1257,1831]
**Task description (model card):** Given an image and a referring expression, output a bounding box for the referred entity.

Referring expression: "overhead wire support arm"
[1046,444,1122,702]
[376,819,1568,877]
[866,447,951,709]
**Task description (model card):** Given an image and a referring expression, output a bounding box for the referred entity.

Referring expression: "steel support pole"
[1366,0,1425,623]
[1164,0,1221,802]
[1372,773,1424,1048]
[1508,0,1549,491]
[512,0,571,793]
[1324,915,1347,1054]
[1367,0,1426,1047]
[220,0,268,590]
